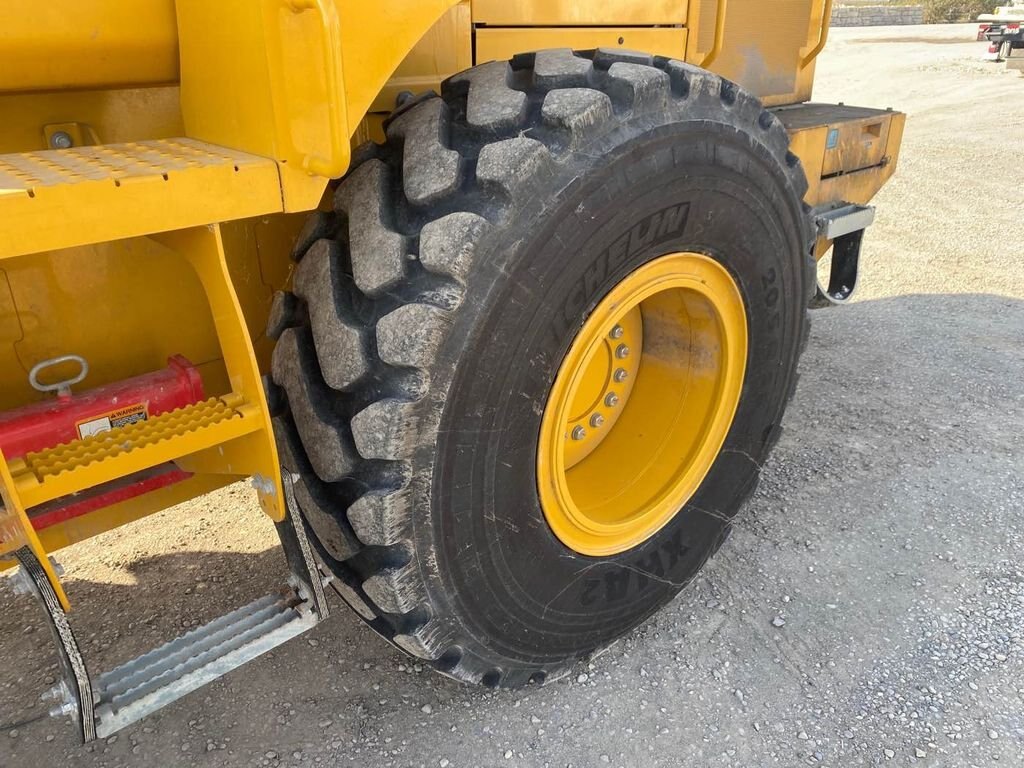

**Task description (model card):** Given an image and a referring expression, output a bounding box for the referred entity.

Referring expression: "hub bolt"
[609,325,625,340]
[613,368,629,383]
[615,344,630,359]
[571,426,587,441]
[605,392,620,408]
[590,413,605,428]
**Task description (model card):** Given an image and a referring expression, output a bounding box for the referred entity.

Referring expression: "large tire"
[267,49,813,687]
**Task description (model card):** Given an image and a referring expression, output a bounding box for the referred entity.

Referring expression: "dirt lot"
[2,23,1023,768]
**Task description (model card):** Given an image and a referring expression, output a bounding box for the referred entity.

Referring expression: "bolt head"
[613,368,629,383]
[615,344,630,359]
[609,325,625,340]
[571,426,587,441]
[590,413,605,428]
[605,392,620,408]
[49,131,73,150]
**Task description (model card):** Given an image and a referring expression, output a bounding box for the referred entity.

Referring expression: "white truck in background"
[979,2,1024,70]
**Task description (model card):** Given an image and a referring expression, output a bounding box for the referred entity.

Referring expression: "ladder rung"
[9,397,261,508]
[93,588,317,739]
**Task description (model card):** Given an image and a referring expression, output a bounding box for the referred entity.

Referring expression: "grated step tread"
[0,139,267,191]
[16,397,244,482]
[93,588,317,739]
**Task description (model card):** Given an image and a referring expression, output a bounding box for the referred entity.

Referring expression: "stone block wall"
[831,5,925,26]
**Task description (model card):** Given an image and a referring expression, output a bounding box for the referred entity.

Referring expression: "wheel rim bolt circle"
[571,426,587,441]
[590,413,605,428]
[605,392,619,408]
[614,368,629,383]
[609,324,625,340]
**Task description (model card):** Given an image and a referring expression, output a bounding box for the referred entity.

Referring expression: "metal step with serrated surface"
[92,587,318,738]
[0,138,283,259]
[7,395,261,509]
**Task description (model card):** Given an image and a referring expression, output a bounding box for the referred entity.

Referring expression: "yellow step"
[9,396,263,509]
[0,139,283,260]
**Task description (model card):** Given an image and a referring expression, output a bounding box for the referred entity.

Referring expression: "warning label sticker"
[77,403,149,439]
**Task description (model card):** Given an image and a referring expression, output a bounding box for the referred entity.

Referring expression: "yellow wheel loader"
[0,0,905,742]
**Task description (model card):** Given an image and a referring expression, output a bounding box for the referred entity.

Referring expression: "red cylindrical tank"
[0,355,203,459]
[0,355,206,530]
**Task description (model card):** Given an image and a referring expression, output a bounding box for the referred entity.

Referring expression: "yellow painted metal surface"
[8,397,260,509]
[0,1,178,93]
[801,0,834,67]
[0,243,223,412]
[338,1,464,151]
[476,27,689,63]
[472,0,688,25]
[32,474,233,556]
[561,308,642,469]
[370,3,473,113]
[176,0,460,209]
[687,0,828,106]
[152,225,284,521]
[780,104,906,208]
[0,87,184,154]
[698,0,729,68]
[537,253,747,557]
[0,445,69,609]
[0,139,282,260]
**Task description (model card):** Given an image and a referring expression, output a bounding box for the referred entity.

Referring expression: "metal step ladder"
[6,475,328,742]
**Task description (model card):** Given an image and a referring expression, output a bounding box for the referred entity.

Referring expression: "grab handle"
[801,0,834,68]
[287,0,347,178]
[29,354,89,397]
[699,0,729,69]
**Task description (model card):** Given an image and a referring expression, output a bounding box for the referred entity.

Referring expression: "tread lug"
[477,137,554,198]
[334,160,409,296]
[607,62,670,112]
[362,565,424,615]
[449,61,527,132]
[293,239,369,390]
[271,328,356,482]
[541,88,614,146]
[376,303,450,369]
[350,399,418,461]
[386,98,461,207]
[347,490,411,547]
[533,49,593,88]
[266,291,298,341]
[419,212,490,286]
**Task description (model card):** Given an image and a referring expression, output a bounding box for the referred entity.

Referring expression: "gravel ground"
[2,23,1023,768]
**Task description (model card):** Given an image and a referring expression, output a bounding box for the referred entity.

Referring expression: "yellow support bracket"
[0,445,69,610]
[151,225,285,521]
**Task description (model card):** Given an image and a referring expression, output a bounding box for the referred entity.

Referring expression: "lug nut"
[613,368,629,383]
[609,325,625,340]
[605,392,620,408]
[590,413,605,428]
[615,344,630,359]
[571,426,586,441]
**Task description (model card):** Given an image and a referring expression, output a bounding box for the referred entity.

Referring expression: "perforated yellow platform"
[0,139,283,259]
[7,396,262,508]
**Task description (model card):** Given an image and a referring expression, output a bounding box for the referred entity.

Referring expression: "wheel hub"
[563,306,642,469]
[537,252,748,557]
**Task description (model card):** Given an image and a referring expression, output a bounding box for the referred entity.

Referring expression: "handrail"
[699,0,729,69]
[801,0,834,68]
[288,0,348,178]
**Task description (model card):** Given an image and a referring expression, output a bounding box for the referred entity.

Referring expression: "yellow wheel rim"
[537,252,748,557]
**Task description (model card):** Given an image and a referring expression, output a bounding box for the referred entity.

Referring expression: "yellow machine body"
[0,0,904,604]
